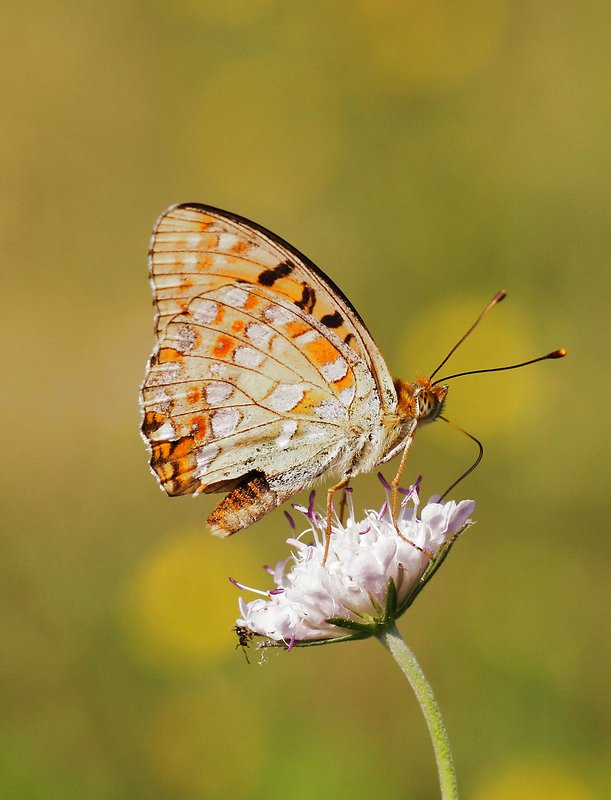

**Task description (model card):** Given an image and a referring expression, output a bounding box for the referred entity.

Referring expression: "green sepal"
[291,631,371,647]
[325,616,378,634]
[323,577,398,636]
[381,576,398,625]
[257,630,371,648]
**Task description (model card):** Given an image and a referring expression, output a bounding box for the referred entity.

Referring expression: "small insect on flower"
[231,479,475,650]
[232,624,256,662]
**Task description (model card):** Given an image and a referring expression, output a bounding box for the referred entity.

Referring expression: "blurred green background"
[2,1,609,798]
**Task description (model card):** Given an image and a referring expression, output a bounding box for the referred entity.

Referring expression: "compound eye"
[419,392,439,421]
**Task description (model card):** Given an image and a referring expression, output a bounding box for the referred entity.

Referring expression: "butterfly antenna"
[437,416,484,501]
[429,290,507,382]
[431,348,567,386]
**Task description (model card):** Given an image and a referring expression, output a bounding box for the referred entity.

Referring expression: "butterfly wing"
[141,204,396,535]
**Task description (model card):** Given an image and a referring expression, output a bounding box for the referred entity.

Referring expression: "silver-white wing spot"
[221,285,249,308]
[313,399,345,422]
[266,384,305,413]
[205,382,234,404]
[193,299,218,325]
[218,232,239,251]
[195,443,220,477]
[321,356,348,382]
[149,421,177,441]
[339,386,355,407]
[186,233,201,248]
[233,346,265,368]
[264,305,296,325]
[293,330,319,347]
[182,252,200,270]
[146,388,172,413]
[175,324,197,354]
[209,361,229,376]
[246,322,274,348]
[211,408,241,438]
[275,420,298,448]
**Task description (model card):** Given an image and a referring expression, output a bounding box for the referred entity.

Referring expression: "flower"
[232,478,475,649]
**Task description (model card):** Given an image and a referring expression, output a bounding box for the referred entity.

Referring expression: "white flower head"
[233,476,475,650]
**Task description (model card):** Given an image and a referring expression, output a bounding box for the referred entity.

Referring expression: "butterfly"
[140,203,448,544]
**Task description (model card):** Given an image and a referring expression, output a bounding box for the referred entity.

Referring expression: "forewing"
[149,203,397,413]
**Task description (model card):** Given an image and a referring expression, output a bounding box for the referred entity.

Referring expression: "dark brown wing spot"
[344,332,355,345]
[151,436,194,468]
[150,436,198,495]
[258,260,294,286]
[295,284,316,315]
[320,310,343,329]
[142,410,165,437]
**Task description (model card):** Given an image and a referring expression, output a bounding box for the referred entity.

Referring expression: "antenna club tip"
[549,348,567,359]
[495,290,507,303]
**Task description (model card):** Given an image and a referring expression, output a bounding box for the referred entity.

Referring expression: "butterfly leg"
[337,479,351,525]
[390,435,433,559]
[323,476,351,566]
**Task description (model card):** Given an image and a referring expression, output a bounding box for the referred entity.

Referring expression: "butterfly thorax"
[394,377,448,424]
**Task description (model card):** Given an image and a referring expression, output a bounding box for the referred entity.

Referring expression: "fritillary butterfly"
[140,204,447,538]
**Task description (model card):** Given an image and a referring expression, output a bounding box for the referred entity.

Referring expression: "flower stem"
[377,623,459,800]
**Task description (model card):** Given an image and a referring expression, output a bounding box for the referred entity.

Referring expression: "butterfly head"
[395,377,448,424]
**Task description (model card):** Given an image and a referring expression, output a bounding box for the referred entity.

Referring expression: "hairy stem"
[377,623,459,800]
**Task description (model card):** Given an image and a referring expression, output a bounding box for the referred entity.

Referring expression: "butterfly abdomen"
[207,472,283,537]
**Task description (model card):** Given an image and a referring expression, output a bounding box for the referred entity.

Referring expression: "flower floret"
[234,483,475,649]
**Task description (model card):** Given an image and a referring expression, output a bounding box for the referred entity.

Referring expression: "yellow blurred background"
[2,1,609,798]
